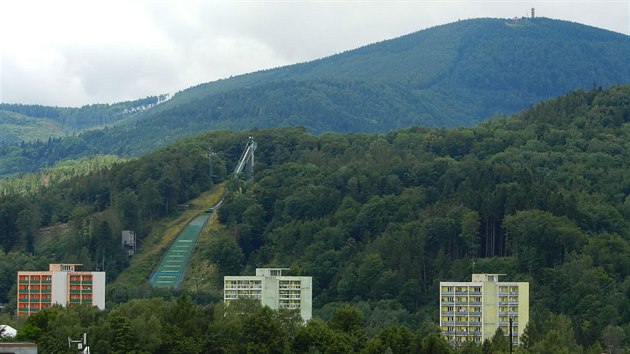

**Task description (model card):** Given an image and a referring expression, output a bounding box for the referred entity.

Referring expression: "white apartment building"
[224,268,312,321]
[439,274,529,347]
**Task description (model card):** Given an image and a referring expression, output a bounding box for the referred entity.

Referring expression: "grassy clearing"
[179,215,229,296]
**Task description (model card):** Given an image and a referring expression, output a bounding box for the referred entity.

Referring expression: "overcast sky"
[0,0,628,107]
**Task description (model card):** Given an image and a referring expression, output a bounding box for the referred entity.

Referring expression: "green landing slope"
[149,213,211,287]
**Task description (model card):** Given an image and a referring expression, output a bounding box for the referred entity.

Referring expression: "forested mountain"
[1,85,630,353]
[1,17,628,176]
[0,94,169,146]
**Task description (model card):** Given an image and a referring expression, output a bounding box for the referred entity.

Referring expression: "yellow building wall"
[481,281,497,341]
[517,282,529,342]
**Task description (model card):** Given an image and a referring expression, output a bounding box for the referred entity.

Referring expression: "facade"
[0,342,38,354]
[439,274,529,347]
[224,268,312,321]
[17,264,105,316]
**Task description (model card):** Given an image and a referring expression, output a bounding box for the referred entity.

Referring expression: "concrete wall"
[51,272,67,307]
[92,272,106,310]
[517,282,529,342]
[481,280,498,340]
[299,277,312,321]
[0,342,38,354]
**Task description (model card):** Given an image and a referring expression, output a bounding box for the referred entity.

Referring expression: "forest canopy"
[1,85,630,353]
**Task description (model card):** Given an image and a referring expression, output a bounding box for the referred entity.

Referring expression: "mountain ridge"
[0,17,628,175]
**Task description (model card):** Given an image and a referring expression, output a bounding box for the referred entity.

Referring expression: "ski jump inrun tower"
[234,136,257,181]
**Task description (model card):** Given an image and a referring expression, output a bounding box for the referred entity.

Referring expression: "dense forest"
[1,85,630,353]
[1,18,628,176]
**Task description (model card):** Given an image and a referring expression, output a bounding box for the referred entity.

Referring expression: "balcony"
[41,289,51,294]
[41,298,51,303]
[18,289,29,294]
[454,291,469,295]
[69,289,81,294]
[69,298,81,303]
[69,281,81,285]
[41,280,51,284]
[440,301,454,306]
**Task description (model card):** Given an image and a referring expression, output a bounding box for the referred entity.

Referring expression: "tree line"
[3,296,612,354]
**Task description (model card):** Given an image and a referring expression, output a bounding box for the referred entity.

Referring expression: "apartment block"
[439,274,529,347]
[17,264,105,316]
[224,268,312,321]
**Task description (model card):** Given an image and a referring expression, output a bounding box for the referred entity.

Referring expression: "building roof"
[0,324,17,338]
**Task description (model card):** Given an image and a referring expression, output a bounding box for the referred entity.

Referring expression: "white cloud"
[0,0,628,106]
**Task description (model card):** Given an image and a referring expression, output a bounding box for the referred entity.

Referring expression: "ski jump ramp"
[149,213,210,288]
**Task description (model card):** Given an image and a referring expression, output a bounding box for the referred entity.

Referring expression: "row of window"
[18,284,53,291]
[499,306,519,313]
[442,327,482,334]
[224,280,263,289]
[441,296,482,302]
[18,303,51,308]
[225,294,262,300]
[19,275,52,282]
[445,336,482,344]
[278,281,302,289]
[498,286,520,293]
[441,286,483,293]
[69,285,92,290]
[18,294,52,300]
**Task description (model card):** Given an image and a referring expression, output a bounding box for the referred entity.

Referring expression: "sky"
[0,0,628,107]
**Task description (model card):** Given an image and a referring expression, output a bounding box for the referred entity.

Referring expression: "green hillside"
[1,86,630,352]
[141,17,630,130]
[0,94,169,145]
[0,17,628,176]
[0,110,65,145]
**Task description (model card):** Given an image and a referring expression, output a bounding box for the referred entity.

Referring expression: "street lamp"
[509,317,513,354]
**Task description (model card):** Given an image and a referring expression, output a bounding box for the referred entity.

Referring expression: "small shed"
[0,342,38,354]
[0,324,17,338]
